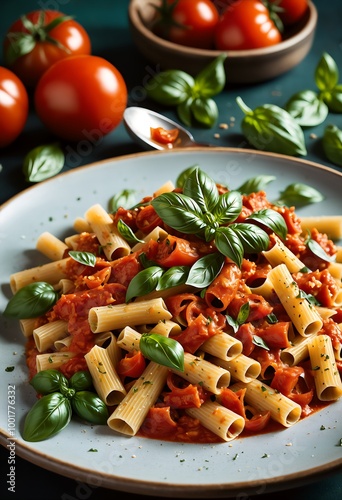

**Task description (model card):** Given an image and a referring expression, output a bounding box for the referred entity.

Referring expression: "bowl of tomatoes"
[128,0,317,84]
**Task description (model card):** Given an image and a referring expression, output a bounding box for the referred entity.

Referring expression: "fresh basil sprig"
[4,282,59,319]
[23,143,65,183]
[151,167,287,268]
[140,333,184,371]
[69,251,96,267]
[236,96,307,156]
[322,124,342,167]
[226,302,250,334]
[23,369,108,442]
[147,55,226,127]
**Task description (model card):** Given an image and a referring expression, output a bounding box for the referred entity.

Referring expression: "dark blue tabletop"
[0,1,341,499]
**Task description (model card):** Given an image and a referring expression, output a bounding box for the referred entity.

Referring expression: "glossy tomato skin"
[34,55,127,142]
[4,10,91,87]
[270,0,309,25]
[159,0,219,49]
[0,67,28,148]
[215,0,282,51]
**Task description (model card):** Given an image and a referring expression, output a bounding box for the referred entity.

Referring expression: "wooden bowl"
[128,0,317,84]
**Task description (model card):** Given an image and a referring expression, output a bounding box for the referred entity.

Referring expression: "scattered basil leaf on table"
[69,250,96,267]
[3,282,59,318]
[140,333,184,372]
[147,55,226,127]
[285,90,329,127]
[23,143,64,182]
[236,96,307,156]
[315,52,339,93]
[322,124,342,167]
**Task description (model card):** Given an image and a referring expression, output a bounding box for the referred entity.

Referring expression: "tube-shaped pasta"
[280,334,316,366]
[232,379,302,427]
[268,264,323,336]
[94,331,122,368]
[201,332,242,361]
[263,236,305,272]
[300,215,342,240]
[10,258,69,293]
[36,352,75,372]
[171,352,231,394]
[19,318,37,338]
[308,334,342,401]
[36,232,69,261]
[186,400,244,442]
[210,354,261,383]
[33,320,68,352]
[107,362,169,436]
[84,345,126,405]
[117,326,141,352]
[89,298,172,333]
[84,204,130,260]
[54,335,72,350]
[131,226,168,253]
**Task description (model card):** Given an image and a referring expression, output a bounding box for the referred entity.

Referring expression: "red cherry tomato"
[0,67,28,148]
[154,0,219,49]
[214,0,282,51]
[269,0,309,25]
[34,55,127,142]
[3,10,91,87]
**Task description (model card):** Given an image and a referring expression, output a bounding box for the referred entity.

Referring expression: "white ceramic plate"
[0,148,341,498]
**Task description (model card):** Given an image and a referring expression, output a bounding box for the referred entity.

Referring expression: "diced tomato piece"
[150,126,179,145]
[117,351,146,379]
[154,235,200,267]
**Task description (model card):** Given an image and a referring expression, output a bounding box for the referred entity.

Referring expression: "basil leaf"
[147,70,194,105]
[125,266,164,302]
[315,52,339,92]
[226,315,240,334]
[214,227,244,268]
[237,175,276,195]
[186,253,224,288]
[176,165,199,189]
[297,289,321,306]
[71,391,108,424]
[4,282,59,318]
[237,302,250,324]
[22,393,72,442]
[30,369,68,395]
[140,333,184,371]
[229,223,270,254]
[151,192,206,235]
[322,124,342,167]
[276,183,325,207]
[109,189,136,212]
[194,54,227,98]
[285,90,328,127]
[69,251,96,267]
[236,97,307,156]
[156,266,189,291]
[246,209,288,240]
[177,96,194,127]
[23,143,64,183]
[117,219,144,245]
[69,371,93,392]
[212,190,242,224]
[322,84,342,113]
[183,167,219,214]
[252,335,270,351]
[190,97,218,127]
[306,237,335,262]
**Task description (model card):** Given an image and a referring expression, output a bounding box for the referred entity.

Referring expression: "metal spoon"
[123,106,212,150]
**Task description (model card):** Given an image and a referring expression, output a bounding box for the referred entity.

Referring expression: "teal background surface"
[0,1,341,499]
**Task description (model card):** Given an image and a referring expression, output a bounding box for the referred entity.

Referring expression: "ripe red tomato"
[214,0,282,51]
[0,67,28,148]
[3,10,91,87]
[154,0,219,49]
[34,55,127,142]
[269,0,309,25]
